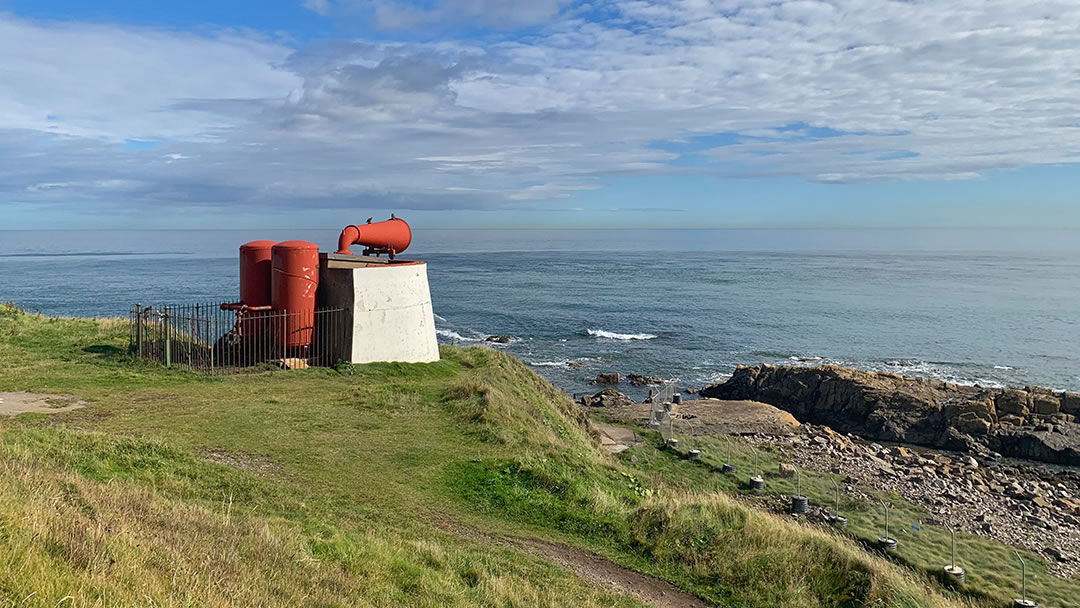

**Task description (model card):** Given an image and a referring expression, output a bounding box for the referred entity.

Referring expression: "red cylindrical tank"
[238,240,275,336]
[239,240,275,307]
[271,240,319,350]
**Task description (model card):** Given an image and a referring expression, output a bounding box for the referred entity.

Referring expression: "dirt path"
[519,537,710,608]
[0,392,86,416]
[433,518,710,608]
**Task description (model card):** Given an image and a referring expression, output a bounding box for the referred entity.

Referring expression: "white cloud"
[303,0,331,16]
[0,15,298,140]
[3,1,1080,219]
[373,0,573,30]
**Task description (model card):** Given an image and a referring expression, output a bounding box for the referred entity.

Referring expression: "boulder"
[1032,392,1061,415]
[580,389,635,408]
[484,335,513,344]
[996,389,1030,416]
[954,411,991,436]
[594,373,620,385]
[627,373,664,386]
[1061,392,1080,416]
[893,446,914,460]
[989,425,1080,466]
[1046,547,1075,563]
[778,463,797,478]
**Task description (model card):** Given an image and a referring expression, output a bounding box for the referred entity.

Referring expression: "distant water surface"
[2,228,1078,397]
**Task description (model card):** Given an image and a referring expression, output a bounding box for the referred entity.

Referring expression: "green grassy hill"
[0,303,1064,607]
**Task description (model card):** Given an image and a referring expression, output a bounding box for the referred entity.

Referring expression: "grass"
[0,303,1073,607]
[606,429,1080,607]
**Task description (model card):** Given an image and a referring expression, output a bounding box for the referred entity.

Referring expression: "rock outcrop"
[580,388,636,408]
[627,373,664,386]
[594,373,620,385]
[701,365,1080,466]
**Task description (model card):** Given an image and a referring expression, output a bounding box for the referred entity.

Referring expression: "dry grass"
[0,434,646,608]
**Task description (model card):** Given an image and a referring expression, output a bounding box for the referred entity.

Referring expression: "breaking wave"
[435,328,483,343]
[586,329,657,341]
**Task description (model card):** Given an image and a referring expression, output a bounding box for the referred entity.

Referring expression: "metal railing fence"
[129,302,348,374]
[649,380,677,441]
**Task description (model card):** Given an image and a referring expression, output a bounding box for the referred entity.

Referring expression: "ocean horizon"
[3,227,1079,397]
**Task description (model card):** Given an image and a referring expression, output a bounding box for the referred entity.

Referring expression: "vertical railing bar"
[136,303,143,359]
[164,306,171,368]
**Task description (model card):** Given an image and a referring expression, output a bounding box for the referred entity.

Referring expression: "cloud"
[0,16,298,140]
[303,0,331,16]
[3,1,1080,222]
[373,0,573,30]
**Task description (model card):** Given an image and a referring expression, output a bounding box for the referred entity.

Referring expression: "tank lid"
[273,240,319,250]
[240,240,277,250]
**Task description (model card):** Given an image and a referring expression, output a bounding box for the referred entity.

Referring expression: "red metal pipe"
[219,303,273,312]
[335,215,412,258]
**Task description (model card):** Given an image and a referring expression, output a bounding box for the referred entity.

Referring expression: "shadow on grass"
[83,344,124,357]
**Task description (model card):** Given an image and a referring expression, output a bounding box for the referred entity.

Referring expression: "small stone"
[1046,547,1074,563]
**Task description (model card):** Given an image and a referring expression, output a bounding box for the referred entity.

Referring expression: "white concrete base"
[320,261,440,364]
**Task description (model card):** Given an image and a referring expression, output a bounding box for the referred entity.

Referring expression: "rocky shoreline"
[701,364,1080,467]
[575,363,1080,579]
[747,424,1080,578]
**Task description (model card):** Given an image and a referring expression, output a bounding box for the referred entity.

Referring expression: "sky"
[1,0,1080,229]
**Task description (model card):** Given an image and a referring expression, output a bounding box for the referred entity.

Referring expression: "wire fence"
[129,302,349,374]
[649,380,677,441]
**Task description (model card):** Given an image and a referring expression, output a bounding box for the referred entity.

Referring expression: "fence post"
[209,310,215,374]
[164,306,172,368]
[135,303,143,358]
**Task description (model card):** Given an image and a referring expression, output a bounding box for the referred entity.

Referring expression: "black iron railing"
[129,302,348,374]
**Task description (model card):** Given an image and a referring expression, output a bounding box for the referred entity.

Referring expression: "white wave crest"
[528,357,606,368]
[871,359,1006,388]
[587,329,657,340]
[435,328,482,342]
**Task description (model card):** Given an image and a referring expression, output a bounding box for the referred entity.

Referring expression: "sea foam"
[587,329,658,340]
[435,328,483,342]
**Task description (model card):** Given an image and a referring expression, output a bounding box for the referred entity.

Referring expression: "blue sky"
[2,0,1079,229]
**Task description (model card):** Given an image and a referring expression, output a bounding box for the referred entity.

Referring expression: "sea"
[2,228,1078,399]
